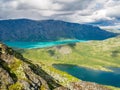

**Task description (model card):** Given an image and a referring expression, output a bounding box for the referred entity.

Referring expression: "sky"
[0,0,120,28]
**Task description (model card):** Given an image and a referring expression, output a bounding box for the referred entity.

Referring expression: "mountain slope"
[21,37,120,90]
[0,43,111,90]
[0,43,67,90]
[0,19,117,42]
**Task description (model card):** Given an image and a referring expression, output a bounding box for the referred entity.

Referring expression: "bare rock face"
[69,81,111,90]
[0,43,111,90]
[0,67,14,89]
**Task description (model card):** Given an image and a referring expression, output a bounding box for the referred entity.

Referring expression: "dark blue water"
[4,40,87,49]
[53,64,120,87]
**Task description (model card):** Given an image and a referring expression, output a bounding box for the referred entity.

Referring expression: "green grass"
[19,37,120,89]
[22,37,120,70]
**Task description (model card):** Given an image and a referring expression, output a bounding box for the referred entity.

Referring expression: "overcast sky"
[0,0,120,26]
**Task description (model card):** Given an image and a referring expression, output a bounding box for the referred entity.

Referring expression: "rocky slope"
[0,19,117,42]
[0,43,111,90]
[0,43,68,90]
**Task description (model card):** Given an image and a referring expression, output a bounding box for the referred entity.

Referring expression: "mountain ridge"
[0,42,68,90]
[0,19,117,42]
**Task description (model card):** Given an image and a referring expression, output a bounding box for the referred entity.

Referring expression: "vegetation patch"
[20,37,120,89]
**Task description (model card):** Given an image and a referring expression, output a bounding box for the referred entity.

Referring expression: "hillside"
[22,37,120,70]
[0,43,111,90]
[21,37,120,90]
[0,19,117,42]
[0,43,69,90]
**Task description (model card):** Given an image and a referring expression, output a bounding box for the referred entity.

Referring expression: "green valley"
[18,37,120,90]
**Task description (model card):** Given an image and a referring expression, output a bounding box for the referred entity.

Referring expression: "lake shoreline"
[53,64,120,88]
[4,39,88,49]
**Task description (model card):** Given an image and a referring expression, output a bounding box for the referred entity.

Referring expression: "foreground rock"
[0,43,64,90]
[69,81,111,90]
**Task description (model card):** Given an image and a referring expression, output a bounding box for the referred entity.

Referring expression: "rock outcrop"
[69,81,111,90]
[0,43,68,90]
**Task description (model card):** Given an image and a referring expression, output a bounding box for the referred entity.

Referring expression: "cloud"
[106,6,120,19]
[0,0,120,27]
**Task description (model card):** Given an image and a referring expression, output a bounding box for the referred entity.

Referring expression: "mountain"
[87,20,116,26]
[87,19,120,26]
[0,43,111,90]
[0,19,117,42]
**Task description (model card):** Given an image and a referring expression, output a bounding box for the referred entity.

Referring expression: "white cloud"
[0,0,120,27]
[106,6,120,18]
[19,0,62,10]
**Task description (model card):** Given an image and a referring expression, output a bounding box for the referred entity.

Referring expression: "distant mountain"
[0,19,117,42]
[87,20,115,26]
[87,19,120,26]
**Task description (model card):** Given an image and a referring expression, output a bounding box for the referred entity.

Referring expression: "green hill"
[22,37,120,71]
[18,37,120,90]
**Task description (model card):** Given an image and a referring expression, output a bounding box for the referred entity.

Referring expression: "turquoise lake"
[53,64,120,88]
[4,40,87,49]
